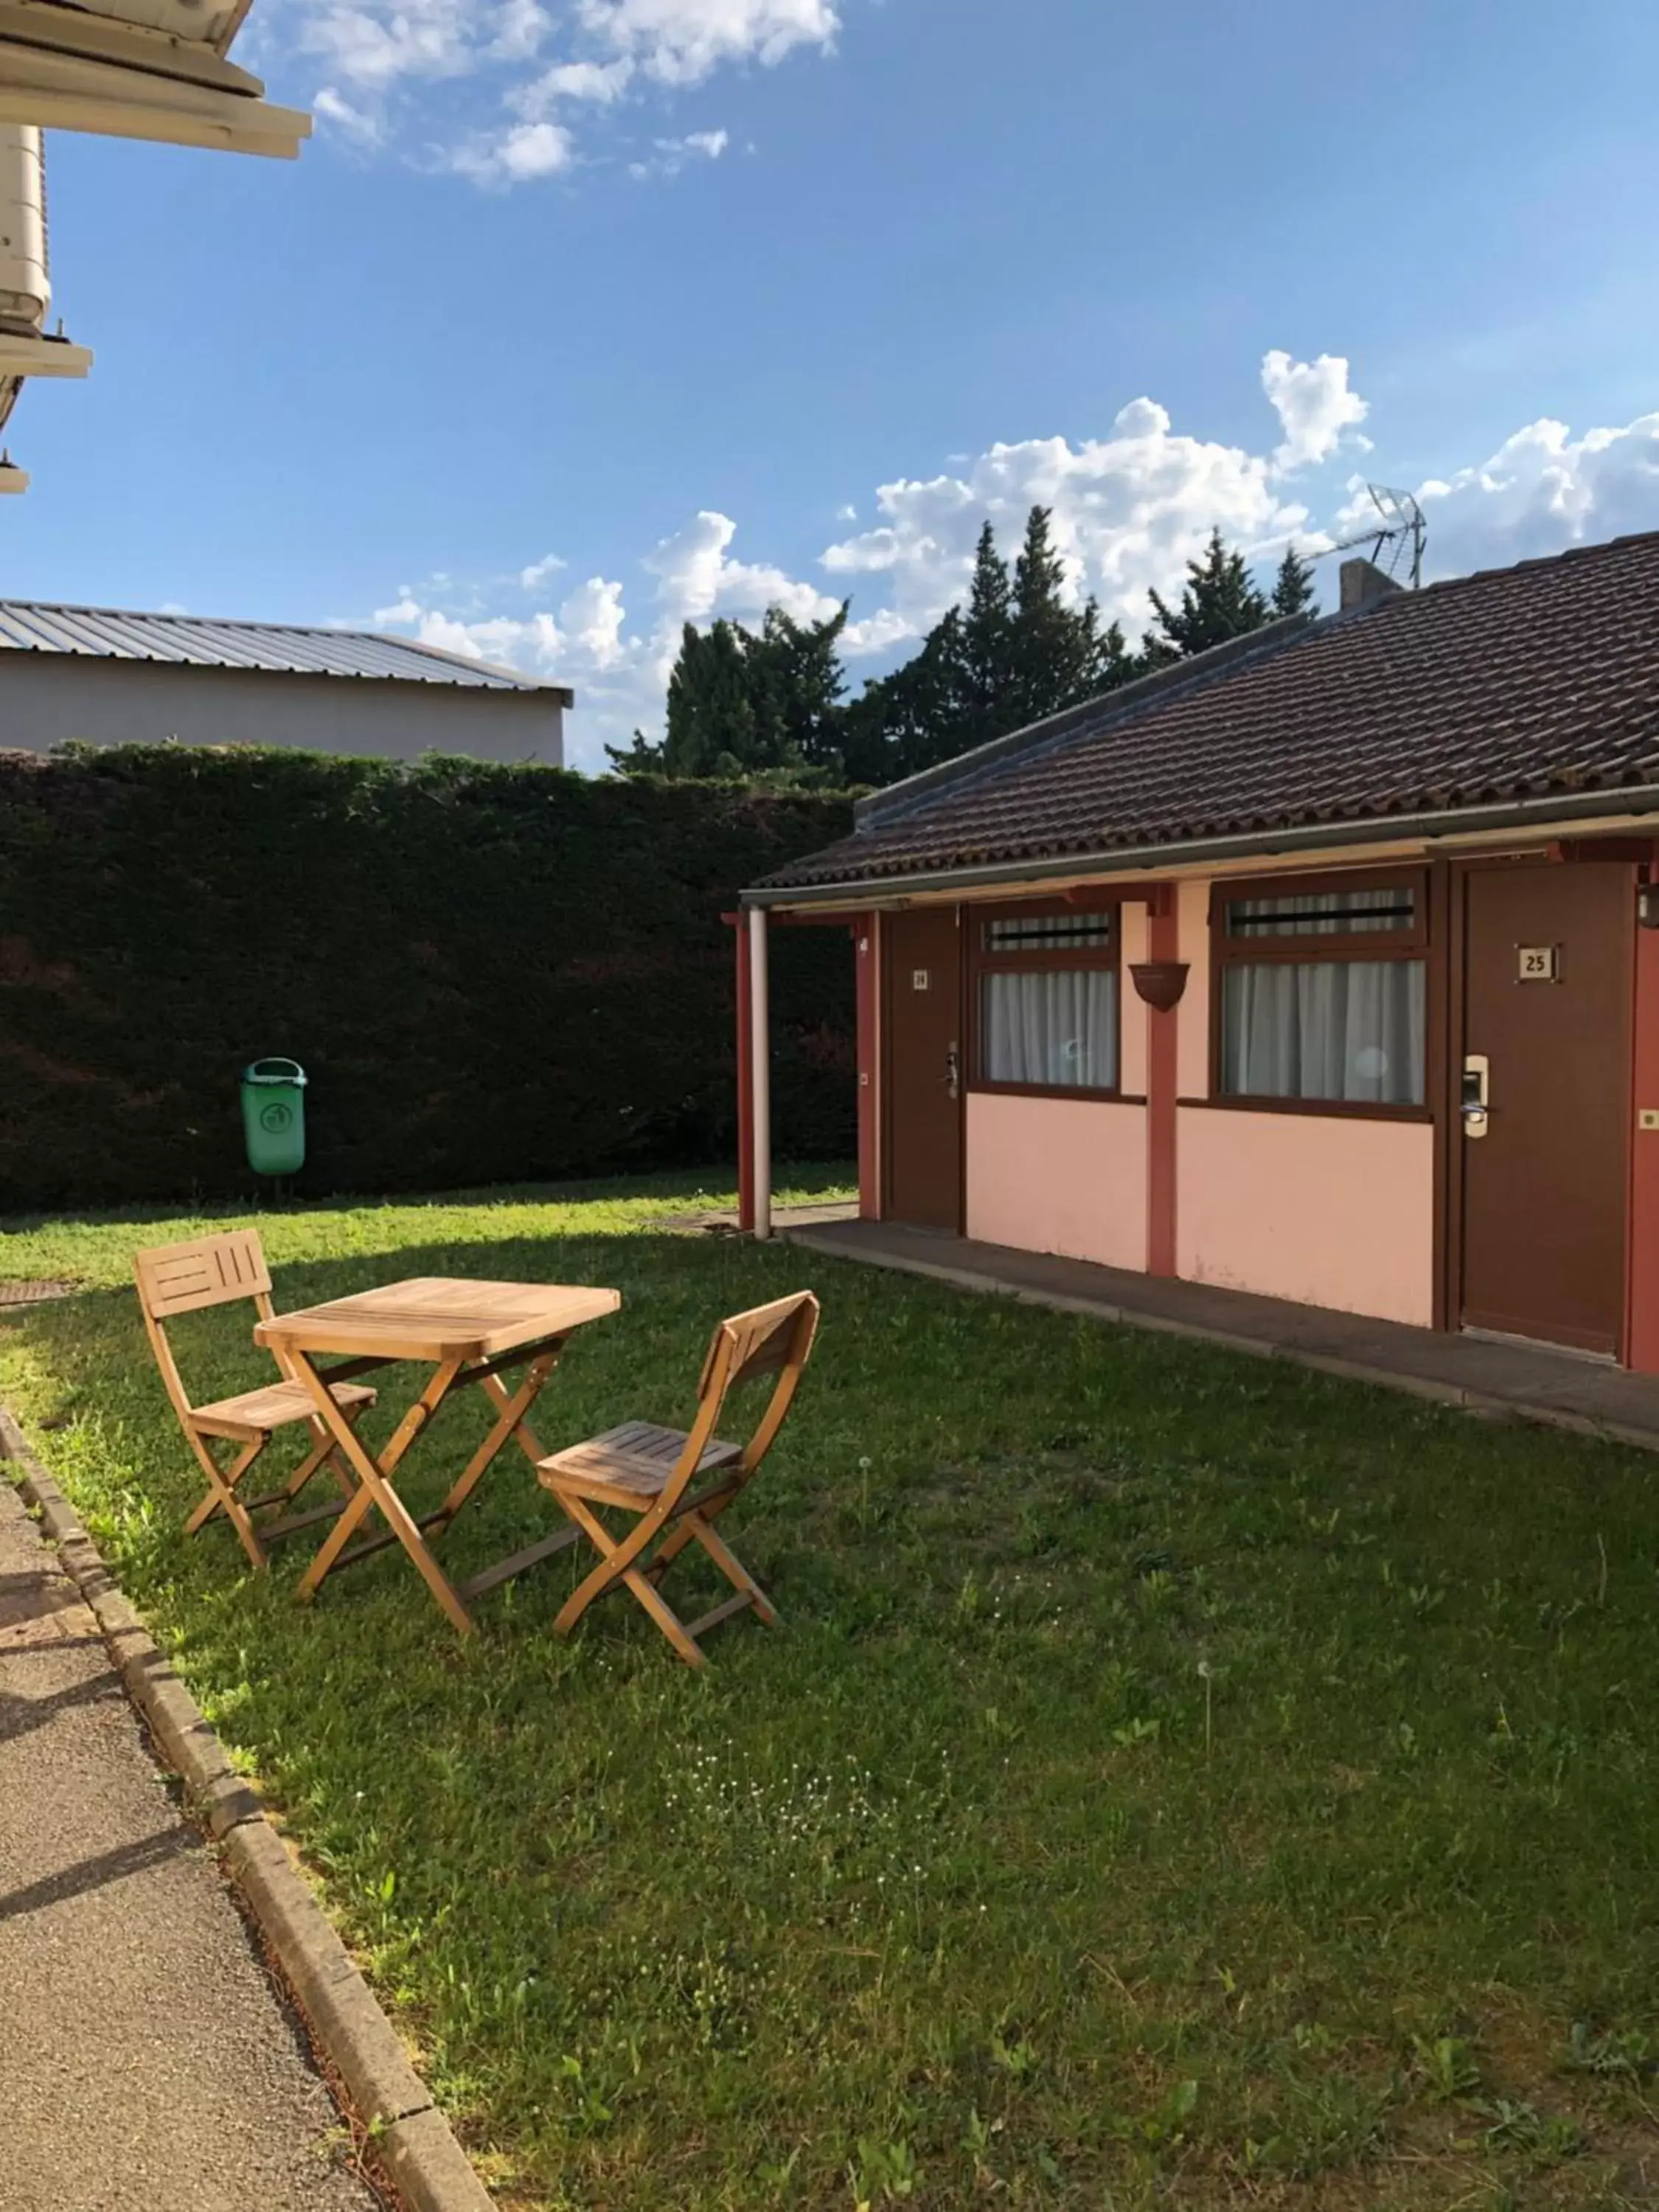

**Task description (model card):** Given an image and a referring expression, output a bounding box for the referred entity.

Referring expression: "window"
[1214,872,1428,1110]
[970,902,1119,1094]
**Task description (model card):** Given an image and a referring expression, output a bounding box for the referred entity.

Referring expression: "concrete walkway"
[787,1218,1659,1451]
[0,1481,377,2212]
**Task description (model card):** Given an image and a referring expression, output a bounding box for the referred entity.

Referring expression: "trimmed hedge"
[0,747,855,1211]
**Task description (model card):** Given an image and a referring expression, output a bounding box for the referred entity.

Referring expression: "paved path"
[790,1217,1659,1450]
[0,1481,377,2212]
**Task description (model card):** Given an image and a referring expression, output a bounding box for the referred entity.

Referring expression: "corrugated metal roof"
[0,599,567,696]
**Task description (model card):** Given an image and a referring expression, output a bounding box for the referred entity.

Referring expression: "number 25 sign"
[1517,945,1558,982]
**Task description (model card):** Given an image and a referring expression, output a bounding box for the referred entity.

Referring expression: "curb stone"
[0,1403,495,2212]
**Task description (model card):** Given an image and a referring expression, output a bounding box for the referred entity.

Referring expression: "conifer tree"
[1143,528,1273,663]
[1271,543,1318,619]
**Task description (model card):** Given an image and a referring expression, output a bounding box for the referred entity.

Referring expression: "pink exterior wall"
[1176,876,1211,1098]
[967,1093,1148,1272]
[1176,1107,1436,1324]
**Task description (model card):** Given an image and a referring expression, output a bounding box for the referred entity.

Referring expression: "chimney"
[1340,557,1403,613]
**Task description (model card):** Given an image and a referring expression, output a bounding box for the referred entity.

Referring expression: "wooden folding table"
[254,1276,620,1635]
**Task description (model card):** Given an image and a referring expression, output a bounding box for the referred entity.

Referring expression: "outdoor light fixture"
[0,1,310,156]
[0,446,28,491]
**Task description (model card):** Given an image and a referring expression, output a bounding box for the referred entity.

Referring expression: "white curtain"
[1221,959,1425,1104]
[983,971,1117,1088]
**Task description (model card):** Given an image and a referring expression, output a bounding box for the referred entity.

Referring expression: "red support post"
[729,913,755,1234]
[855,914,880,1218]
[1628,882,1659,1369]
[1146,886,1180,1277]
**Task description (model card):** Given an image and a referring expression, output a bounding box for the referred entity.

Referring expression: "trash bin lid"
[242,1057,307,1086]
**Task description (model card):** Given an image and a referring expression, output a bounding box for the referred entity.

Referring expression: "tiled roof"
[753,530,1659,895]
[0,599,566,695]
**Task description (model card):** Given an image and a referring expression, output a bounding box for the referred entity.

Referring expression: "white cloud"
[296,1,479,88]
[513,57,634,113]
[285,0,834,186]
[491,0,552,59]
[644,508,840,630]
[628,124,728,175]
[1398,413,1659,576]
[364,352,1659,772]
[578,0,838,83]
[449,118,575,184]
[520,552,568,589]
[820,377,1303,638]
[313,83,383,139]
[1262,348,1369,469]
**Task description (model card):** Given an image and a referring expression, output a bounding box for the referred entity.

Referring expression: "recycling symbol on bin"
[259,1101,294,1134]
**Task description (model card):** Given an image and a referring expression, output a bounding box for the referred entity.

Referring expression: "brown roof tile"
[752,530,1659,895]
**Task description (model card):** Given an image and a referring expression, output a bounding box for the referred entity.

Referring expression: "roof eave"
[742,783,1659,908]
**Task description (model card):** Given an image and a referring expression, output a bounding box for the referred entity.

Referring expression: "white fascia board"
[0,330,90,375]
[0,45,308,153]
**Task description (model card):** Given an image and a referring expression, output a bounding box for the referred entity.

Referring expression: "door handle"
[1461,1053,1489,1138]
[945,1045,961,1101]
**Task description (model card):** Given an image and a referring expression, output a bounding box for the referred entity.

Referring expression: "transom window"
[1223,886,1417,937]
[1214,871,1428,1111]
[984,912,1116,953]
[970,900,1119,1096]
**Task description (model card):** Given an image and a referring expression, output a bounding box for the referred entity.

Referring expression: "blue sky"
[4,0,1658,767]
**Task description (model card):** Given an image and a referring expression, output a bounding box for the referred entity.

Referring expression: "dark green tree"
[840,611,964,785]
[953,521,1017,746]
[746,603,849,773]
[1271,542,1319,619]
[1143,527,1273,664]
[1005,505,1135,728]
[664,619,757,776]
[608,605,849,783]
[842,507,1136,784]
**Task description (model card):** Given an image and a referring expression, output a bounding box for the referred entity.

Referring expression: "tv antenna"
[1325,483,1425,589]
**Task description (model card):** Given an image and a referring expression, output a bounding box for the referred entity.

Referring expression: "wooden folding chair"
[132,1230,376,1573]
[537,1290,819,1667]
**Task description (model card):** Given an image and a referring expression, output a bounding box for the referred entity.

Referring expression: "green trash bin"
[241,1058,307,1177]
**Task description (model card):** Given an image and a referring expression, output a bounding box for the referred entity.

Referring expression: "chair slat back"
[133,1231,274,1321]
[669,1292,818,1509]
[133,1230,282,1429]
[697,1290,816,1399]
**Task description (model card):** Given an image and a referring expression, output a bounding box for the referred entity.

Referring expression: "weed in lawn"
[1413,2032,1482,2102]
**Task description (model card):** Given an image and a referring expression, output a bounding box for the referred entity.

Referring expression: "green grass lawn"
[4,1175,1659,2211]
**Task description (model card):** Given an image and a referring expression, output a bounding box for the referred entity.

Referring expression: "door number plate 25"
[1517,945,1558,982]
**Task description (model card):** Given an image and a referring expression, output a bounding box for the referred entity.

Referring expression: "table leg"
[426,1352,557,1537]
[440,1349,591,1603]
[289,1352,477,1635]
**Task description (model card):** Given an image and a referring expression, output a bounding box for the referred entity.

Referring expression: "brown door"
[883,906,963,1230]
[1458,863,1632,1354]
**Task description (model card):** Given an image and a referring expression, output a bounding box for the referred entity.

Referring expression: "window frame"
[967,894,1124,1102]
[1208,866,1433,1121]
